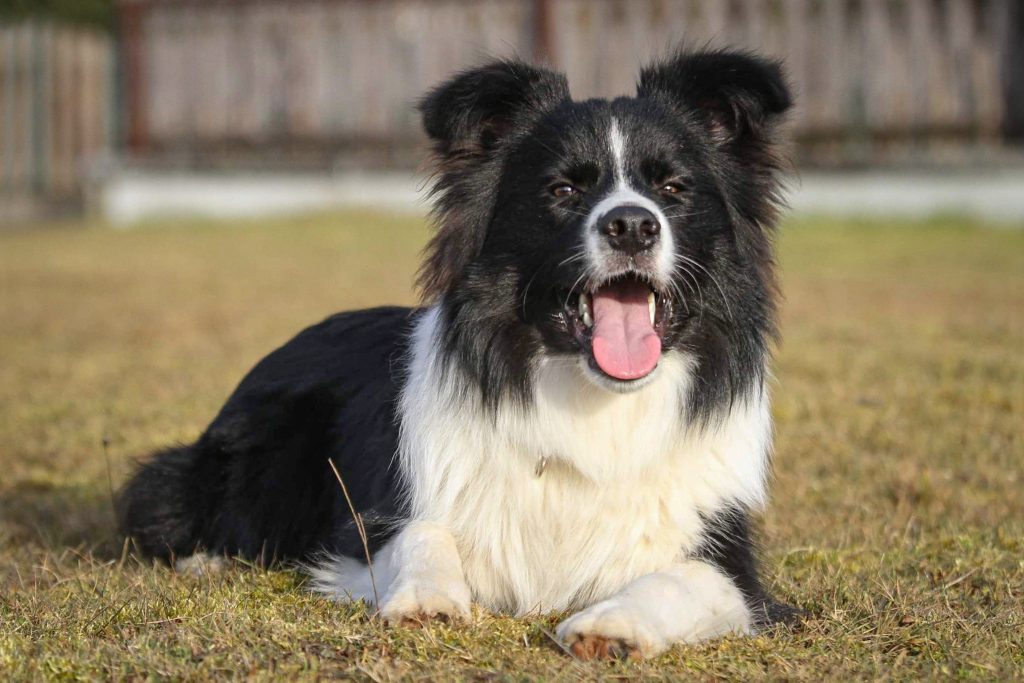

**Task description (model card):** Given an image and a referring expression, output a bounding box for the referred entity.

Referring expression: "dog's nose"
[597,206,660,255]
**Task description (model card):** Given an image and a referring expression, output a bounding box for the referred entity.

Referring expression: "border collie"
[118,48,797,660]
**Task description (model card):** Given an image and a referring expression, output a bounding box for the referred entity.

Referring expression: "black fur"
[696,506,802,628]
[118,47,796,628]
[118,308,414,564]
[418,60,570,300]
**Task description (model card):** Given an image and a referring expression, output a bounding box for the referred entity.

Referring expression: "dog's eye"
[659,182,688,195]
[550,184,579,198]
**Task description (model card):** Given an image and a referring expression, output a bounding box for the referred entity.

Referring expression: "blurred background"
[2,0,1023,225]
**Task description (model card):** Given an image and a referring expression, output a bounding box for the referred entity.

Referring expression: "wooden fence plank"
[1,28,18,190]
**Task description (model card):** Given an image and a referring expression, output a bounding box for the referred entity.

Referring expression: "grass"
[1,211,1022,680]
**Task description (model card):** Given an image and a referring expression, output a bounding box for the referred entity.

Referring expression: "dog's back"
[117,306,414,564]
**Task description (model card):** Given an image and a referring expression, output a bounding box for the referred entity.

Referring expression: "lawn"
[1,212,1021,680]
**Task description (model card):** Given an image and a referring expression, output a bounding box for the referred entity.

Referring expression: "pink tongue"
[591,280,662,380]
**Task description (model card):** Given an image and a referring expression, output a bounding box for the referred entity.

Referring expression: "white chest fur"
[396,307,771,615]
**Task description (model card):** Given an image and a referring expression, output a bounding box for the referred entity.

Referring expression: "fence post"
[1004,0,1024,140]
[2,29,15,191]
[120,0,148,154]
[30,22,50,195]
[532,0,554,64]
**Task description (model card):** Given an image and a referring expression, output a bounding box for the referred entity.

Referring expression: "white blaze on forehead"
[583,117,676,283]
[588,116,662,230]
[609,118,627,184]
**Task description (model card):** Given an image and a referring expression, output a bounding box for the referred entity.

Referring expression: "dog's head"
[419,49,791,408]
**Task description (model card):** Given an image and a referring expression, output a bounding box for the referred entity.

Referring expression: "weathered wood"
[0,22,114,202]
[1002,0,1024,140]
[115,0,1015,163]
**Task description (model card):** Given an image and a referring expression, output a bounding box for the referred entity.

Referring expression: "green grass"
[1,212,1022,680]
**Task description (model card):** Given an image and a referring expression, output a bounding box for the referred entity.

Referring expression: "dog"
[118,47,797,660]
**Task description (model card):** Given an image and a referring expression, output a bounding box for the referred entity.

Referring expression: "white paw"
[556,598,666,660]
[174,553,226,577]
[379,576,471,625]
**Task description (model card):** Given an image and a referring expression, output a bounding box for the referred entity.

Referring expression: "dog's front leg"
[377,520,472,625]
[556,559,752,660]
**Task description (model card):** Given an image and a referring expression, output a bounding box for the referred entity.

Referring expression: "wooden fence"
[120,0,1022,167]
[0,22,116,210]
[2,0,1020,212]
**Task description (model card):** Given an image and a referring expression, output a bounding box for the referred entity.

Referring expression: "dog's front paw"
[379,576,471,626]
[556,599,665,660]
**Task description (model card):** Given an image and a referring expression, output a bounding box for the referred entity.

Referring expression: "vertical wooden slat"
[50,25,68,194]
[80,32,102,187]
[30,22,47,194]
[232,2,257,140]
[741,0,767,53]
[43,25,56,194]
[16,24,30,193]
[862,0,887,130]
[2,28,16,190]
[533,0,554,64]
[16,24,29,192]
[908,0,934,131]
[67,28,83,194]
[844,0,868,152]
[974,0,1003,137]
[102,29,114,155]
[1002,0,1024,139]
[782,0,808,129]
[18,25,30,191]
[948,0,976,128]
[704,0,731,44]
[821,0,847,130]
[121,0,147,153]
[16,25,31,191]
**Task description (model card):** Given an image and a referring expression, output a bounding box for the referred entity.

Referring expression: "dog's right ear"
[419,59,569,161]
[418,61,568,301]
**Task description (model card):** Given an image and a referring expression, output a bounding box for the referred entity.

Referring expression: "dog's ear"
[418,60,569,301]
[420,59,569,159]
[637,49,791,145]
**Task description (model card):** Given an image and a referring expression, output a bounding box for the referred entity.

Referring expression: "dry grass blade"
[327,457,380,611]
[942,568,979,591]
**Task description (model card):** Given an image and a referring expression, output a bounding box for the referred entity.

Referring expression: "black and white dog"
[118,48,797,659]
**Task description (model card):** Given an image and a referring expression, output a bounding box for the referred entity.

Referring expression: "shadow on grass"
[0,480,123,559]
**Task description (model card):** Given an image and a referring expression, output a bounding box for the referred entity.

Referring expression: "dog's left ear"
[637,49,792,145]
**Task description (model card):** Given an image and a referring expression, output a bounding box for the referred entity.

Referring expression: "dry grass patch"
[1,213,1021,680]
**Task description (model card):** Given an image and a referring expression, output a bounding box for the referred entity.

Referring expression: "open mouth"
[562,273,672,383]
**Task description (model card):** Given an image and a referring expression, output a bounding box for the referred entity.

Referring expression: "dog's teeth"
[648,291,656,325]
[579,293,593,328]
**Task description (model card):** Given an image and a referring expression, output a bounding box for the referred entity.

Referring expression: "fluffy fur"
[118,47,797,659]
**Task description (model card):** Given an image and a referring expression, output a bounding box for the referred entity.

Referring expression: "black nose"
[597,205,661,255]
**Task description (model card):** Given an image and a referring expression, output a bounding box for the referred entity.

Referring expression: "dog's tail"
[116,444,206,562]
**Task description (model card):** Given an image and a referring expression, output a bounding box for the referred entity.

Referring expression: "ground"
[0,212,1021,680]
